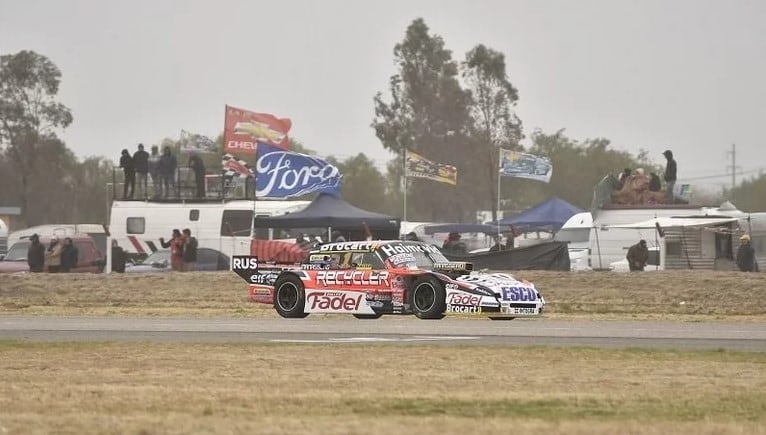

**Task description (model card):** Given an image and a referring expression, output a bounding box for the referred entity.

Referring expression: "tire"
[411,276,446,320]
[273,274,309,318]
[353,313,383,320]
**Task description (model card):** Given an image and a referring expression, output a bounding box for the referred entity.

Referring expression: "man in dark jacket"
[158,146,177,198]
[663,150,677,203]
[27,234,45,272]
[119,149,135,199]
[132,143,150,199]
[626,239,649,271]
[182,228,198,271]
[188,154,206,198]
[736,234,755,272]
[60,237,79,272]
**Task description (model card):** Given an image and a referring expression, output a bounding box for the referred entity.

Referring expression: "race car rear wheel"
[411,277,446,320]
[274,275,309,318]
[353,313,383,320]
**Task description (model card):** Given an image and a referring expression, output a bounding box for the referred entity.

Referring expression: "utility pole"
[726,144,739,189]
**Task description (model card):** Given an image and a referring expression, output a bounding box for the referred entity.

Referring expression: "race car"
[231,240,545,320]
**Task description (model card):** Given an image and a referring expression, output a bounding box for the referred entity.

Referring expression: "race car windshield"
[384,249,450,270]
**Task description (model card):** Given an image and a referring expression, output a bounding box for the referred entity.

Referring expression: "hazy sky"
[1,0,764,188]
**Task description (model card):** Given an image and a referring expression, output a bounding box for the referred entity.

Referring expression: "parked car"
[0,235,104,273]
[125,248,230,272]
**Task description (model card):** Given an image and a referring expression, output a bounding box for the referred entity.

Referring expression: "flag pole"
[496,147,501,237]
[402,147,408,223]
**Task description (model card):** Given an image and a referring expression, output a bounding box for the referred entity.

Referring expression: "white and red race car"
[232,240,545,320]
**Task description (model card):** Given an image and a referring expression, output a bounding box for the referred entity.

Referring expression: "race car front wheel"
[274,275,309,318]
[411,277,446,320]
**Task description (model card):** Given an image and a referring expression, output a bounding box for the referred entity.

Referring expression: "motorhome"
[590,204,766,271]
[108,199,310,259]
[0,218,8,257]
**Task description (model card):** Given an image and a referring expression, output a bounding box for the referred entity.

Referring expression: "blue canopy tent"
[422,223,502,235]
[495,197,583,232]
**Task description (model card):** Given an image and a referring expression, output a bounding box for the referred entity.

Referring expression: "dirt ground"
[1,270,765,319]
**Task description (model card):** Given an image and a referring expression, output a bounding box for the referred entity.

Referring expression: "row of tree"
[3,20,761,228]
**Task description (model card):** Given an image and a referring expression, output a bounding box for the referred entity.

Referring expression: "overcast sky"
[1,0,764,188]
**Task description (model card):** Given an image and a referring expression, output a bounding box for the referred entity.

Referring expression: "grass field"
[1,342,765,434]
[2,270,766,434]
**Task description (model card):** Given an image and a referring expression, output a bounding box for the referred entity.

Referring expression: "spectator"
[736,234,755,272]
[442,232,466,253]
[188,154,206,198]
[618,168,632,189]
[663,150,677,203]
[626,239,649,271]
[181,228,198,271]
[111,240,127,273]
[148,145,162,199]
[295,233,312,250]
[27,233,45,273]
[46,237,63,273]
[133,143,150,199]
[405,231,420,241]
[489,235,503,252]
[119,149,135,199]
[648,172,662,192]
[160,229,184,271]
[159,146,178,198]
[60,237,79,272]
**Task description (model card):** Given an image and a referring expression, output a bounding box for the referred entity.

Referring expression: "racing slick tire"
[411,276,446,320]
[273,274,309,318]
[353,313,384,320]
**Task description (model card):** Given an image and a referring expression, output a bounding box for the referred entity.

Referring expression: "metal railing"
[111,168,254,201]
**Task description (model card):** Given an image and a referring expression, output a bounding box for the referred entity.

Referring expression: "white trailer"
[108,200,309,259]
[588,205,705,270]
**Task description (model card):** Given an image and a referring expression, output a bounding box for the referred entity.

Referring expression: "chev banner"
[255,142,342,198]
[499,148,553,183]
[224,105,291,154]
[405,150,457,186]
[180,130,217,154]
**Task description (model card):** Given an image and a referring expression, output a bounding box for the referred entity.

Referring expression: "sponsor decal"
[232,256,259,283]
[379,243,440,258]
[387,253,416,266]
[445,283,459,290]
[446,304,482,314]
[513,307,538,315]
[301,263,328,270]
[501,286,538,302]
[447,292,481,306]
[307,291,364,311]
[319,242,376,252]
[316,270,390,287]
[432,262,472,271]
[249,273,277,285]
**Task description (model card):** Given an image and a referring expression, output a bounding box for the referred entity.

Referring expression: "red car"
[233,240,545,320]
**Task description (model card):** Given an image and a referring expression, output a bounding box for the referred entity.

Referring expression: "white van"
[553,212,592,271]
[108,199,309,259]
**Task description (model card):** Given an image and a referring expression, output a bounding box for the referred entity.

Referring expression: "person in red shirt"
[160,229,185,271]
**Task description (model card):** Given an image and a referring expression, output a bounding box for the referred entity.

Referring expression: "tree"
[373,18,475,221]
[0,50,73,225]
[463,44,523,222]
[327,153,390,213]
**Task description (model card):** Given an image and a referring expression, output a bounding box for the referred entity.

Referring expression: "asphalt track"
[1,315,766,351]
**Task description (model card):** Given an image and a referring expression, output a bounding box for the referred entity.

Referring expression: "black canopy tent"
[253,193,401,240]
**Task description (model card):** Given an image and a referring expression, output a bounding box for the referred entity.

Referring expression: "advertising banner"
[255,142,342,198]
[223,105,291,154]
[405,150,457,186]
[499,148,553,183]
[221,153,253,178]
